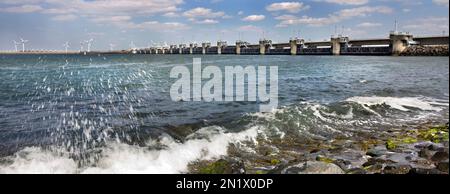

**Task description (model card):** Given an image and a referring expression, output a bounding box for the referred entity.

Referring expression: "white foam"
[0,147,78,174]
[346,96,448,112]
[0,126,259,174]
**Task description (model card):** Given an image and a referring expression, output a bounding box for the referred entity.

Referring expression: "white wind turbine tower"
[63,42,70,53]
[109,43,115,51]
[86,39,94,52]
[80,41,85,52]
[20,38,29,52]
[129,41,136,49]
[13,40,19,52]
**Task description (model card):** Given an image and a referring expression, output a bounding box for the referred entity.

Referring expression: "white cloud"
[89,15,190,31]
[403,17,449,35]
[337,6,392,18]
[51,14,78,21]
[242,15,265,22]
[163,12,180,18]
[315,0,369,5]
[275,6,393,27]
[0,0,189,32]
[194,19,219,24]
[0,4,42,13]
[357,22,382,27]
[433,0,449,7]
[183,7,225,18]
[182,7,228,25]
[68,0,182,16]
[266,2,310,13]
[0,0,44,5]
[91,16,132,24]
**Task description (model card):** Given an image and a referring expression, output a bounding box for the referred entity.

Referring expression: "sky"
[0,0,449,51]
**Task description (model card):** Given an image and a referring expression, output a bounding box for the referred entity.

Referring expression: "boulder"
[436,161,449,173]
[282,161,345,174]
[431,151,449,162]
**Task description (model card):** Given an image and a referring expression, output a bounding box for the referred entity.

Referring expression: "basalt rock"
[431,151,449,162]
[400,45,449,56]
[436,161,449,173]
[281,161,345,174]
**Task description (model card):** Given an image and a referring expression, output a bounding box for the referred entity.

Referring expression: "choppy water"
[0,54,448,173]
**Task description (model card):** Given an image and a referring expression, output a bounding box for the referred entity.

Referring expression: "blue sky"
[0,0,448,51]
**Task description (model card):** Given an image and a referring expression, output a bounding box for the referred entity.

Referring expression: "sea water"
[0,54,448,173]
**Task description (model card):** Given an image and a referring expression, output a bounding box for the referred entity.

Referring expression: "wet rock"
[436,161,449,173]
[282,161,345,174]
[418,148,435,160]
[414,142,442,151]
[309,149,321,154]
[383,165,411,174]
[256,145,278,156]
[333,159,352,171]
[197,159,245,174]
[408,168,447,175]
[363,158,395,167]
[316,155,334,163]
[346,168,367,174]
[400,45,449,56]
[366,146,388,157]
[410,158,435,169]
[364,164,384,173]
[431,151,449,162]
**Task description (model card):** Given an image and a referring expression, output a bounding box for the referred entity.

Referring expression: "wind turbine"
[80,41,85,52]
[129,41,136,49]
[20,38,28,52]
[13,40,19,52]
[63,42,70,53]
[109,43,115,51]
[86,39,94,52]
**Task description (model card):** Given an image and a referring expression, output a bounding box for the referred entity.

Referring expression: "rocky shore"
[189,124,449,174]
[400,45,449,56]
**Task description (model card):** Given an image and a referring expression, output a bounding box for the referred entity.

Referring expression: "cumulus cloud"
[182,7,229,24]
[315,0,369,5]
[276,6,393,27]
[266,2,310,13]
[242,15,265,22]
[357,22,382,27]
[0,4,42,13]
[51,14,78,21]
[91,16,132,24]
[163,12,180,18]
[183,7,225,18]
[403,17,449,35]
[194,19,219,24]
[433,0,449,7]
[0,0,189,32]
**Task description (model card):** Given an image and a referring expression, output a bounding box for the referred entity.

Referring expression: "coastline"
[190,123,449,174]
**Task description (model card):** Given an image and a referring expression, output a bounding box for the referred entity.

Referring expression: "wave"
[246,96,449,139]
[345,96,448,112]
[0,96,448,174]
[0,126,260,174]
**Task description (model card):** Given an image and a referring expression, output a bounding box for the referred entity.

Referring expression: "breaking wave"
[345,96,448,112]
[0,126,260,174]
